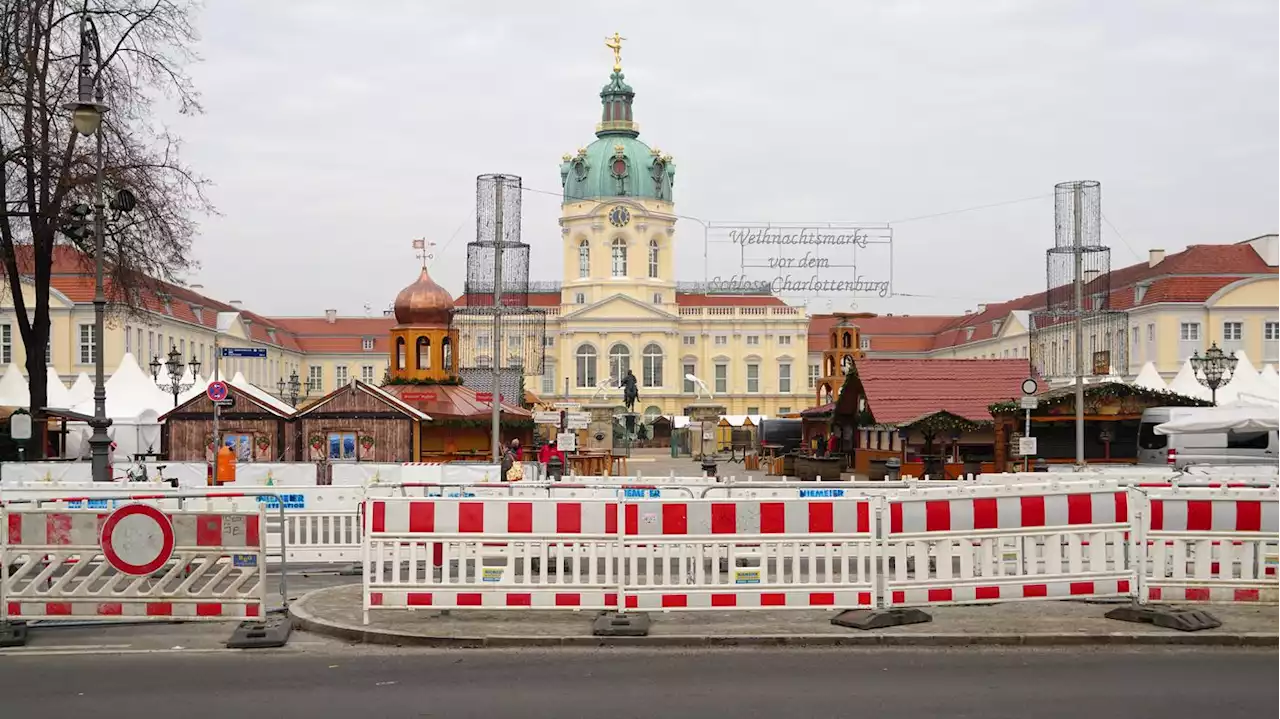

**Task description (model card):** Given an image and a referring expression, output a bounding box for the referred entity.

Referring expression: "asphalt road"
[0,647,1273,718]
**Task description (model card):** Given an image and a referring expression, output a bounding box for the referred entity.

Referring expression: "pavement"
[0,646,1274,718]
[291,583,1278,647]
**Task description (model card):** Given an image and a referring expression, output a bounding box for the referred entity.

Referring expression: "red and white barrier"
[364,498,624,620]
[1139,487,1278,603]
[882,484,1134,607]
[1,504,266,621]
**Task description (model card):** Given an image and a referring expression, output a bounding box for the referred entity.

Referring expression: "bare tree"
[0,0,208,457]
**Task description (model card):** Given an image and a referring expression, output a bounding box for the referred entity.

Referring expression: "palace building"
[452,44,810,417]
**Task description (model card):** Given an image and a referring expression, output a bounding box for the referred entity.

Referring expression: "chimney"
[976,304,987,314]
[1148,249,1165,268]
[229,300,242,309]
[325,309,338,323]
[383,309,394,318]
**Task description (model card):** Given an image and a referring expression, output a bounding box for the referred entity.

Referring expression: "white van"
[1137,406,1278,468]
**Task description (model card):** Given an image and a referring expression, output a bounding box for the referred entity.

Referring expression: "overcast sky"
[172,0,1278,319]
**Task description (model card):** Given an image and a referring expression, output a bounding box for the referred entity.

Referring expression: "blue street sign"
[220,347,267,358]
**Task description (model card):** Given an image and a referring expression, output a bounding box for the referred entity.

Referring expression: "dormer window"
[965,327,975,341]
[362,338,375,351]
[1134,282,1150,304]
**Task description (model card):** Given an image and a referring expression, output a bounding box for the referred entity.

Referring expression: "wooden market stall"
[160,381,295,462]
[293,379,427,463]
[988,382,1212,472]
[829,358,1027,479]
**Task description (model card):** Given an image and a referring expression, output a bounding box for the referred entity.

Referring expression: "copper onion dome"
[393,266,454,327]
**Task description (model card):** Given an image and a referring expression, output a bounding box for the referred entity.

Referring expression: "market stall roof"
[801,403,835,417]
[379,383,531,421]
[70,353,171,419]
[158,375,295,421]
[838,359,1028,425]
[296,379,430,421]
[989,380,1211,416]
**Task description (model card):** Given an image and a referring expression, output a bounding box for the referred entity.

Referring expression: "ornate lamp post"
[63,12,112,482]
[151,346,200,407]
[277,370,305,406]
[1190,343,1237,406]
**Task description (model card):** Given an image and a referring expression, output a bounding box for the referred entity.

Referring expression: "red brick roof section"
[808,313,955,352]
[854,358,1029,425]
[268,317,395,353]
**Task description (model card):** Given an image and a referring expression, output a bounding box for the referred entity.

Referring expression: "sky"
[170,0,1279,319]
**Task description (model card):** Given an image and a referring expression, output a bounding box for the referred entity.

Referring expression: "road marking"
[0,644,132,652]
[0,647,307,657]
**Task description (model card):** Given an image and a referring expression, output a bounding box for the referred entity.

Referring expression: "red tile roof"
[1139,276,1244,304]
[808,313,956,352]
[842,359,1029,425]
[379,384,530,420]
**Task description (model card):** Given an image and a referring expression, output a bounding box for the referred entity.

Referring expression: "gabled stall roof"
[837,359,1029,426]
[159,377,295,421]
[296,379,431,421]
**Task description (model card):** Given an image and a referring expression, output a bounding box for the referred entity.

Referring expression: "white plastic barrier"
[0,504,267,621]
[227,463,319,486]
[1138,486,1279,603]
[330,463,402,486]
[882,482,1135,606]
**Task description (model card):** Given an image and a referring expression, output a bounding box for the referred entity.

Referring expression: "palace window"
[778,363,791,393]
[808,364,820,389]
[648,239,659,278]
[746,363,759,393]
[682,335,696,346]
[78,324,97,364]
[746,335,760,346]
[578,239,590,278]
[683,363,696,393]
[714,363,727,394]
[0,324,9,364]
[542,361,556,395]
[611,237,628,277]
[1223,322,1243,341]
[576,344,598,388]
[335,365,349,385]
[1180,322,1200,341]
[609,343,631,379]
[642,343,663,388]
[361,365,375,383]
[308,365,323,392]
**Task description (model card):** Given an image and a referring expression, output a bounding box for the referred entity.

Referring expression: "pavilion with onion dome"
[375,264,533,460]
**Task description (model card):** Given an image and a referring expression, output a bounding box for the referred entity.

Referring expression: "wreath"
[204,434,215,450]
[255,436,271,451]
[360,434,376,450]
[308,434,324,450]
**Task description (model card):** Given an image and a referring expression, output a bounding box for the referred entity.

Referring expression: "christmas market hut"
[292,379,429,463]
[987,381,1212,472]
[160,378,295,462]
[831,358,1028,479]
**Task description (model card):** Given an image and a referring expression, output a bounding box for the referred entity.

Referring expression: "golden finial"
[577,147,587,156]
[562,153,572,162]
[662,154,673,163]
[605,32,625,72]
[614,144,625,154]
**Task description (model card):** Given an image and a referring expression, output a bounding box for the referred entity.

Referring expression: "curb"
[289,589,1278,649]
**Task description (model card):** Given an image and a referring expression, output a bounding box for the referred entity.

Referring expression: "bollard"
[701,457,718,478]
[546,455,564,481]
[1033,458,1049,472]
[884,456,901,481]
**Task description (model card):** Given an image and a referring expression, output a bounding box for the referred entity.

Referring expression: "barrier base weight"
[227,614,294,649]
[0,621,28,648]
[338,563,363,576]
[1104,604,1222,632]
[830,608,933,631]
[592,611,652,637]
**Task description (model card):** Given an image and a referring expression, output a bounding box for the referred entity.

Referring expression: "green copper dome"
[560,71,676,203]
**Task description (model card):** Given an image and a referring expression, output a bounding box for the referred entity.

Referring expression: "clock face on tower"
[609,206,631,228]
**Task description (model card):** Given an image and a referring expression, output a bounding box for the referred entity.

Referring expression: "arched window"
[578,239,590,278]
[442,337,453,370]
[648,239,659,278]
[643,405,662,419]
[609,343,631,379]
[842,331,852,348]
[395,337,406,370]
[611,237,627,277]
[576,344,597,388]
[416,336,431,370]
[642,343,663,388]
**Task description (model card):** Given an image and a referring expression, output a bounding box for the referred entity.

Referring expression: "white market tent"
[64,353,171,460]
[1259,364,1279,391]
[1167,357,1212,401]
[66,372,94,406]
[228,371,295,414]
[1131,361,1168,392]
[0,363,29,406]
[44,366,71,409]
[1215,351,1263,405]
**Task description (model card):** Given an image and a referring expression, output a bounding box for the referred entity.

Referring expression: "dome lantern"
[393,266,453,327]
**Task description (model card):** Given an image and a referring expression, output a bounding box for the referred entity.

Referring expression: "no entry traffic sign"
[100,504,176,576]
[207,380,229,402]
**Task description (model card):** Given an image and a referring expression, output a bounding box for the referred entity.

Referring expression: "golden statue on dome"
[605,32,625,72]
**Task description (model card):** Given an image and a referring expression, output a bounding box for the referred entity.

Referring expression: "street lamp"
[277,370,305,407]
[1190,342,1237,406]
[151,346,200,407]
[62,12,112,482]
